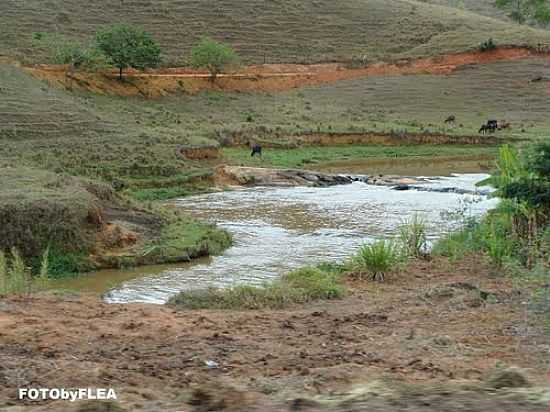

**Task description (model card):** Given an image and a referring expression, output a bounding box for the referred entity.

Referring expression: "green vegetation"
[141,219,233,264]
[0,248,50,296]
[223,146,498,169]
[495,0,550,25]
[191,37,238,81]
[398,215,429,258]
[435,143,550,269]
[169,265,345,310]
[32,33,107,70]
[348,240,402,281]
[3,0,550,64]
[479,37,497,51]
[96,23,162,79]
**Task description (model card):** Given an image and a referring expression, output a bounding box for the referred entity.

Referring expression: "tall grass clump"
[349,240,401,281]
[0,252,7,296]
[168,266,345,310]
[0,248,50,296]
[8,248,29,294]
[398,214,428,258]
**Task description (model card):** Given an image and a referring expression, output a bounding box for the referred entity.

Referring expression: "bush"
[349,240,401,281]
[191,37,239,81]
[479,38,496,52]
[32,33,107,70]
[433,209,517,267]
[168,266,345,310]
[398,214,428,258]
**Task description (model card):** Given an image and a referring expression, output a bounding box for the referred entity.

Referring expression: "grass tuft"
[168,266,345,310]
[348,240,402,281]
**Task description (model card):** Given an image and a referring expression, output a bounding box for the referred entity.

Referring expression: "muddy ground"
[0,256,549,411]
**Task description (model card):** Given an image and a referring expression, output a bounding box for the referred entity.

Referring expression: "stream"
[82,172,498,304]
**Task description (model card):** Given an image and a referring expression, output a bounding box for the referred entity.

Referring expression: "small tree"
[190,37,238,81]
[95,23,162,79]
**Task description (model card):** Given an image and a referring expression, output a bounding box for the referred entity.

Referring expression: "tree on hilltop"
[190,37,238,81]
[95,23,162,79]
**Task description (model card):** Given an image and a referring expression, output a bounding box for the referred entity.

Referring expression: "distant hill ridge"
[2,0,550,64]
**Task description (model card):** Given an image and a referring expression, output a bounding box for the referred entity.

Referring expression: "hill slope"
[2,0,550,64]
[423,0,509,21]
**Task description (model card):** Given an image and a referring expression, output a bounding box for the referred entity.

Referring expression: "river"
[68,171,496,304]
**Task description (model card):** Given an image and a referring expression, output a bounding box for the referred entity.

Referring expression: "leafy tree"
[495,0,550,25]
[190,37,238,81]
[95,23,162,79]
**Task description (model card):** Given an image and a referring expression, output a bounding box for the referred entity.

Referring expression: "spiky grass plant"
[350,240,401,281]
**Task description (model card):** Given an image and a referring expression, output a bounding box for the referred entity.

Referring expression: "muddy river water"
[53,168,498,304]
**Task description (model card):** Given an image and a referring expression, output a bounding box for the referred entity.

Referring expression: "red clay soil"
[24,47,549,97]
[0,256,549,411]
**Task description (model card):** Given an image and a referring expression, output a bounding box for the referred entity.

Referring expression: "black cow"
[444,115,456,124]
[487,120,498,131]
[479,120,498,134]
[251,144,262,157]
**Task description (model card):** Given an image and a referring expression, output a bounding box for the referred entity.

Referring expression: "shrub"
[398,214,428,258]
[191,37,239,81]
[479,38,496,52]
[168,266,345,310]
[349,240,401,281]
[32,33,107,70]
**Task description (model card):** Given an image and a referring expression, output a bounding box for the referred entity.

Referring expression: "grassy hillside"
[2,57,550,193]
[423,0,509,20]
[2,0,550,64]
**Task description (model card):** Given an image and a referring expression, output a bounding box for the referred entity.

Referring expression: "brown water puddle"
[51,257,211,295]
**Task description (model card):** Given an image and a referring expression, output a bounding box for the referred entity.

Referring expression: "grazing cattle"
[479,120,498,134]
[250,144,262,157]
[444,115,456,124]
[479,124,490,134]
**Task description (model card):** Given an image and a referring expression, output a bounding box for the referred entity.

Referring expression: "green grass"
[222,145,498,169]
[348,240,402,281]
[398,214,429,258]
[424,0,509,20]
[140,219,233,264]
[3,0,550,65]
[168,265,345,310]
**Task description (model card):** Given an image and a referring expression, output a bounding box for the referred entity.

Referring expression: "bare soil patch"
[1,256,548,410]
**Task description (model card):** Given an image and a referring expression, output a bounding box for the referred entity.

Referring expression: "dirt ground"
[24,47,549,97]
[0,256,549,411]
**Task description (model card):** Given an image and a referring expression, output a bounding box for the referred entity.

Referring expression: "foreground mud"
[0,256,549,410]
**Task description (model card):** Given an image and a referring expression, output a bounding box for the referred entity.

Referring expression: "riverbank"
[1,255,549,411]
[0,167,232,277]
